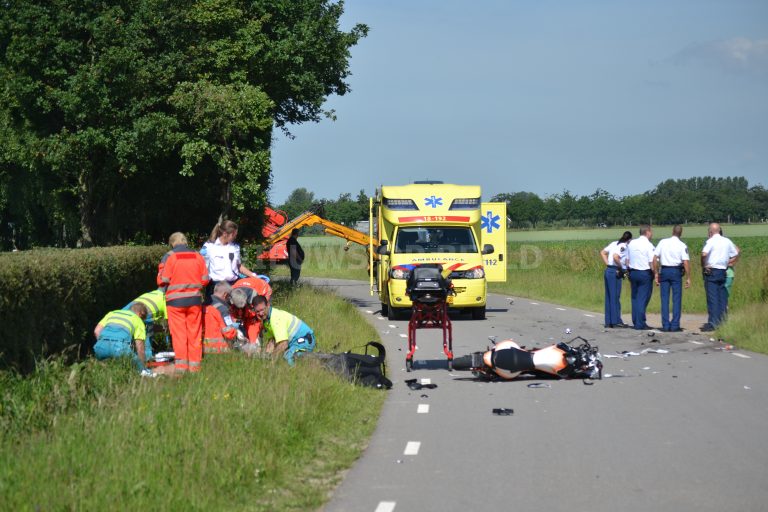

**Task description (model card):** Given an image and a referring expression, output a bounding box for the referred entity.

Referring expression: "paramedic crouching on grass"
[93,303,150,372]
[251,295,316,365]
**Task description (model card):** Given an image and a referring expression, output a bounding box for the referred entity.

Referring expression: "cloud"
[670,37,768,75]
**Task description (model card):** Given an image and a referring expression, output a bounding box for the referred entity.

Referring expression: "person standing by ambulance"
[159,232,209,373]
[202,220,260,301]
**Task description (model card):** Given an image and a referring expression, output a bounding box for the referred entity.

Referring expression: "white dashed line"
[530,302,539,305]
[404,441,421,455]
[417,404,430,414]
[556,307,567,311]
[375,502,396,512]
[732,353,751,359]
[689,340,705,345]
[584,314,595,318]
[399,334,407,338]
[388,324,397,328]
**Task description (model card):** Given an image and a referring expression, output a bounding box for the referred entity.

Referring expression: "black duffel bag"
[310,342,392,389]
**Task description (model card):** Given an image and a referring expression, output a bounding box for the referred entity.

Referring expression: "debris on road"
[527,383,551,389]
[405,378,437,390]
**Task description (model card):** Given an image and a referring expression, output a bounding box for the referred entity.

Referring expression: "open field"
[507,223,768,242]
[0,285,385,511]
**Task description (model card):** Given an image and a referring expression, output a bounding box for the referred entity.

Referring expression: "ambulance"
[369,182,506,320]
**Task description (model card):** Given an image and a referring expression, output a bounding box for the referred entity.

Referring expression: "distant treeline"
[492,177,768,228]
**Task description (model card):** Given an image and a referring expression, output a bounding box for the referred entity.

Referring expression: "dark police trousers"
[604,266,623,326]
[704,268,728,327]
[629,268,653,329]
[659,266,683,330]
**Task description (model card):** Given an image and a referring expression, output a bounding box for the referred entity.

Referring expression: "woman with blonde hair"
[202,220,259,300]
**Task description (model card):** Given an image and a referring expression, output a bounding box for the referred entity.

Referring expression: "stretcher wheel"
[406,359,413,372]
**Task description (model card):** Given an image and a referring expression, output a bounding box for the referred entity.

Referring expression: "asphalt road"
[310,278,768,512]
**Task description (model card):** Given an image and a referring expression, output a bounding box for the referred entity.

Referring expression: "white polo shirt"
[603,241,629,269]
[654,236,689,267]
[702,234,739,269]
[202,239,242,281]
[627,235,655,271]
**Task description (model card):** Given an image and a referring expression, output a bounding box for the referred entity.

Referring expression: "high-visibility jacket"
[130,289,166,321]
[232,277,272,301]
[261,307,312,345]
[203,296,237,353]
[97,310,146,341]
[159,245,209,307]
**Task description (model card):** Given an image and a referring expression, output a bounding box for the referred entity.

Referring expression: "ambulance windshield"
[394,227,478,254]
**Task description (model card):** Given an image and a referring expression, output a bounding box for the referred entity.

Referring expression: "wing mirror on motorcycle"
[376,240,390,255]
[482,244,494,255]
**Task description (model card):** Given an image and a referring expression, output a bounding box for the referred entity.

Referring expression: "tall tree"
[0,0,367,246]
[280,187,315,220]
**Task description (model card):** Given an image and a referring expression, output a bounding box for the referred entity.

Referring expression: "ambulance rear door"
[480,202,507,282]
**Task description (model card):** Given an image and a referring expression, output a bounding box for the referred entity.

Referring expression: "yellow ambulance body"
[371,182,506,320]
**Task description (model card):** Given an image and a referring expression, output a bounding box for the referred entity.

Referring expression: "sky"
[269,0,768,205]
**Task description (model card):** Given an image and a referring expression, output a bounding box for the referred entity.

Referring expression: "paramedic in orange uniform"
[203,281,238,354]
[159,232,209,373]
[229,276,272,343]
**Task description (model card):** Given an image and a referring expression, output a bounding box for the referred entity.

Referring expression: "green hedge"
[0,246,167,373]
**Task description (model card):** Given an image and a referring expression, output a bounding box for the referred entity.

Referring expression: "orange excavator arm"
[260,211,377,262]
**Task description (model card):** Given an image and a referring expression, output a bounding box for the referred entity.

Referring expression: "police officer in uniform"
[600,231,632,328]
[653,225,691,332]
[701,222,739,331]
[627,225,655,330]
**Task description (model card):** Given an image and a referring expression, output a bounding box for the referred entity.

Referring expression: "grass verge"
[0,284,385,511]
[715,302,768,354]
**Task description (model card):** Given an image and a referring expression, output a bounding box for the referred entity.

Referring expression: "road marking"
[365,310,374,314]
[388,324,397,328]
[375,502,396,512]
[421,378,431,385]
[399,334,407,338]
[404,441,421,455]
[417,404,430,414]
[732,353,751,359]
[584,314,595,317]
[530,302,539,305]
[689,340,705,345]
[556,307,567,311]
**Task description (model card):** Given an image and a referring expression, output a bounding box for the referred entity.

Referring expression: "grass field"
[282,227,768,354]
[507,223,768,242]
[0,284,386,511]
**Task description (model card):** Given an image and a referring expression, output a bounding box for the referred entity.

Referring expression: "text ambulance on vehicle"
[369,182,506,320]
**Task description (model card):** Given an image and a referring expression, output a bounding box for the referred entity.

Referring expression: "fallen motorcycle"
[452,336,603,380]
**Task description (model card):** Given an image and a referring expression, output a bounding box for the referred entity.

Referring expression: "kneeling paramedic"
[252,295,316,365]
[93,303,150,372]
[203,281,238,353]
[229,276,273,345]
[123,288,167,361]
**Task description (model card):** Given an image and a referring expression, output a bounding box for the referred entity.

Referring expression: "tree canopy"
[492,177,768,228]
[0,0,367,249]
